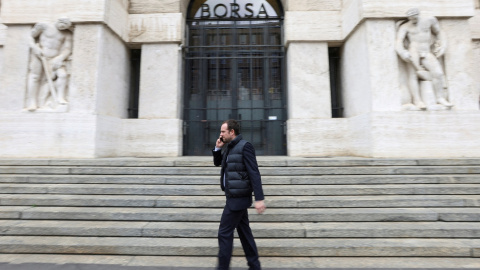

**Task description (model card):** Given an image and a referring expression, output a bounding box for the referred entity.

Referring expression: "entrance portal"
[183,0,286,155]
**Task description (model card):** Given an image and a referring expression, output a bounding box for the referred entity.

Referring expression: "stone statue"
[25,18,73,111]
[396,8,453,111]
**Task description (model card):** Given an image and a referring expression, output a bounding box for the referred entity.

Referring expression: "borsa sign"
[199,3,270,19]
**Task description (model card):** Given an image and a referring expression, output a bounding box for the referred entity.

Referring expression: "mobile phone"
[220,137,224,142]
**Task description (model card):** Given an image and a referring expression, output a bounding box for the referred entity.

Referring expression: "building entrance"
[183,0,286,155]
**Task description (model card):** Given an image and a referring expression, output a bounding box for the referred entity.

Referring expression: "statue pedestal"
[288,111,480,158]
[420,81,450,111]
[420,81,436,107]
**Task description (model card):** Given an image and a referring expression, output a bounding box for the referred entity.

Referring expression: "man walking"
[213,119,266,270]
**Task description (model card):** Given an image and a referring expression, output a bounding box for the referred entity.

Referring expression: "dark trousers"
[217,205,261,270]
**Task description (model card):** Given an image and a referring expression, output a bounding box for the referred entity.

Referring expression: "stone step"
[1,194,478,208]
[0,236,478,257]
[2,207,480,222]
[0,183,479,196]
[1,254,480,269]
[1,157,479,167]
[1,174,480,185]
[0,220,479,238]
[1,165,480,175]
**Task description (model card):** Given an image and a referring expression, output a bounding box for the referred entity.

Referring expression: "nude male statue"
[26,18,73,111]
[396,8,453,110]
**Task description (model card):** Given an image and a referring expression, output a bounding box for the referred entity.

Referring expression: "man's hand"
[254,200,266,214]
[215,136,225,149]
[400,51,411,62]
[31,45,43,57]
[433,44,446,58]
[52,57,64,70]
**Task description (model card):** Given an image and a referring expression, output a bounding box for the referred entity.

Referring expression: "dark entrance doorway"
[183,0,286,156]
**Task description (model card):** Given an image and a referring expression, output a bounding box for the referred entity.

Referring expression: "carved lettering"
[231,3,240,18]
[200,4,211,19]
[245,3,254,18]
[196,2,272,19]
[214,4,228,18]
[257,4,269,18]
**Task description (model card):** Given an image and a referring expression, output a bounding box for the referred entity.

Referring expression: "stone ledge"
[1,194,479,209]
[0,236,477,257]
[8,206,470,222]
[1,254,480,269]
[2,165,480,175]
[284,11,341,43]
[1,220,479,239]
[0,24,7,46]
[342,0,476,41]
[470,10,480,39]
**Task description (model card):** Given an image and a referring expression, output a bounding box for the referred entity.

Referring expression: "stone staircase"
[0,157,479,269]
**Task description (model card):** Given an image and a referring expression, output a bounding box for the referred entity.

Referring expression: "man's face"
[408,14,419,25]
[56,20,70,30]
[220,123,235,143]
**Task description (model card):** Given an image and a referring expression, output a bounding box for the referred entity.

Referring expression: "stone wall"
[0,0,185,157]
[0,0,479,158]
[286,0,480,157]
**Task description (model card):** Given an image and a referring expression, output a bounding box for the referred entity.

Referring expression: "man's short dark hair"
[223,119,240,135]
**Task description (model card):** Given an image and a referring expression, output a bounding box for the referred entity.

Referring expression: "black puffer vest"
[221,135,252,198]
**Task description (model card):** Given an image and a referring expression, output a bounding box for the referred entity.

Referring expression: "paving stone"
[1,156,479,167]
[303,222,480,238]
[0,254,480,269]
[436,208,480,221]
[19,207,224,221]
[2,184,480,196]
[252,238,479,257]
[2,174,480,185]
[296,195,472,208]
[1,220,479,239]
[0,236,477,257]
[2,193,476,209]
[0,220,147,237]
[0,206,33,219]
[0,167,70,175]
[13,207,457,222]
[0,194,159,207]
[250,208,441,222]
[2,165,480,176]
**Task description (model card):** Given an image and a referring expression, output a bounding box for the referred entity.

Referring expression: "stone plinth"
[288,112,480,158]
[368,111,480,158]
[0,113,97,158]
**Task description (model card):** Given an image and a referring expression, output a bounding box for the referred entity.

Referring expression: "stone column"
[0,22,6,86]
[139,43,182,119]
[0,25,30,113]
[68,25,103,114]
[286,42,332,156]
[342,20,402,118]
[127,43,183,156]
[68,24,131,157]
[287,42,331,119]
[366,20,402,112]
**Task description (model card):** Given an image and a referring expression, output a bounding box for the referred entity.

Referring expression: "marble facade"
[0,0,479,158]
